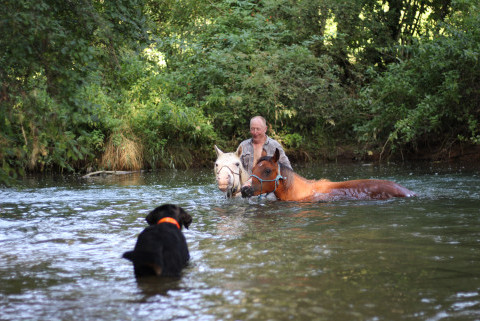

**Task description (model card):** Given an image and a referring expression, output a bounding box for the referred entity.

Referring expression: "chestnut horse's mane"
[257,155,332,192]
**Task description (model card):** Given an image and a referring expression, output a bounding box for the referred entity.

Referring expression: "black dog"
[123,204,192,277]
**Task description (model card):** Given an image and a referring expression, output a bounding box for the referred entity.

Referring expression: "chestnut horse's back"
[327,179,416,200]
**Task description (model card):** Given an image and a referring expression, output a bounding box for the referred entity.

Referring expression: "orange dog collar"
[157,217,180,229]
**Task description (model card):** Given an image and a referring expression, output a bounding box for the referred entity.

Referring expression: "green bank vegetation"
[1,0,479,184]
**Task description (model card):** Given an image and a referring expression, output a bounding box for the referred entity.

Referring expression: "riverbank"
[3,142,479,187]
[287,143,480,165]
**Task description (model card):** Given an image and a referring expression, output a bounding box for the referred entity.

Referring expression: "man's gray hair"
[250,116,267,127]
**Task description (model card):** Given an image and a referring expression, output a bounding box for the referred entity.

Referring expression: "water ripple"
[1,166,480,320]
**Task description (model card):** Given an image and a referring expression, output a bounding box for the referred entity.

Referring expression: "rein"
[157,217,180,229]
[250,164,286,196]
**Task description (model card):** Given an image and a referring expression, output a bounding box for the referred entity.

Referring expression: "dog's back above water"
[123,204,192,278]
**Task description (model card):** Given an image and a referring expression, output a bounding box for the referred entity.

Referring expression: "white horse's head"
[214,145,248,197]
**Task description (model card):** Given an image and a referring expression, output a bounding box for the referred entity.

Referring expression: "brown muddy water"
[1,162,480,320]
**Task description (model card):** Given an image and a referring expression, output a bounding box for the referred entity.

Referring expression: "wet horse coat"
[214,145,249,197]
[241,149,416,201]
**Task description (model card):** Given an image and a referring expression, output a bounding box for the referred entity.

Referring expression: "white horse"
[214,145,249,197]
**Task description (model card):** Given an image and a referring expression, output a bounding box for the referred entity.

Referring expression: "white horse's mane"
[214,145,249,197]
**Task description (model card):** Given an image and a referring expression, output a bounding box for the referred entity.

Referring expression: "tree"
[354,2,480,158]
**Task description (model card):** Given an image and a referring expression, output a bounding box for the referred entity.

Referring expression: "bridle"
[250,163,286,196]
[217,165,242,196]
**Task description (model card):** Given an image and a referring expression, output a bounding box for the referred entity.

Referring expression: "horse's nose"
[241,186,253,198]
[242,177,252,188]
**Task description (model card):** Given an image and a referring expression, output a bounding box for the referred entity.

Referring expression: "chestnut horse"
[214,145,249,197]
[241,149,416,201]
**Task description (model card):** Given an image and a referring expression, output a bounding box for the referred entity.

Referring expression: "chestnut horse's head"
[241,149,286,198]
[214,145,248,197]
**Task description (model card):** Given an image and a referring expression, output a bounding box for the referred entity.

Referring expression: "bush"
[120,50,217,168]
[157,2,350,152]
[354,9,480,157]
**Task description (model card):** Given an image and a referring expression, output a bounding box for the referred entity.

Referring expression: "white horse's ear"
[214,145,224,157]
[235,145,242,158]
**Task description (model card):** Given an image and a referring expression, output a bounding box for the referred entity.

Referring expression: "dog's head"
[145,204,192,229]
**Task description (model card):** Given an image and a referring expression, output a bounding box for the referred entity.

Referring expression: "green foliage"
[355,4,480,156]
[1,0,479,184]
[3,74,105,173]
[0,0,149,183]
[155,0,349,151]
[282,133,304,149]
[123,51,217,168]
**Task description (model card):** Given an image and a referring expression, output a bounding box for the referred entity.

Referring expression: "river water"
[1,162,479,321]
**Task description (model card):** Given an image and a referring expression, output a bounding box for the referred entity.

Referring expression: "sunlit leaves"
[355,3,480,156]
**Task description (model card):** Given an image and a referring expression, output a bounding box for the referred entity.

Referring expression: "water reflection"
[135,275,184,298]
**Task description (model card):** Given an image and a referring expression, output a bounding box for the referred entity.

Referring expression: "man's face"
[250,119,267,141]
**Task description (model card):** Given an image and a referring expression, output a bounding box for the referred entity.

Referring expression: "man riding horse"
[237,116,291,175]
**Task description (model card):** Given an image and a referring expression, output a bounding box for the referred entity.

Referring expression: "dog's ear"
[145,204,171,225]
[147,204,192,228]
[178,208,193,229]
[145,209,158,225]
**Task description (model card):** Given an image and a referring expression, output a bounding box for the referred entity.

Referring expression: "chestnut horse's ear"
[214,145,224,157]
[272,148,280,163]
[235,145,242,158]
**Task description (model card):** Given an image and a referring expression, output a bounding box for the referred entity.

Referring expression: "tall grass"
[101,131,143,171]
